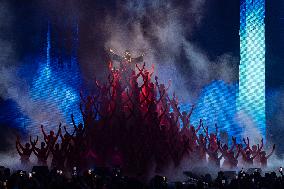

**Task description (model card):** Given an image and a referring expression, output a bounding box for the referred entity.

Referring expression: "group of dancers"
[15,50,275,174]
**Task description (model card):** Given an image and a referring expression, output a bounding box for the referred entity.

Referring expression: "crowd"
[15,61,275,176]
[1,165,284,189]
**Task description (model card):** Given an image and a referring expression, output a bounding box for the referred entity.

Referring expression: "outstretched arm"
[259,138,264,151]
[54,123,62,142]
[32,145,40,156]
[243,137,251,151]
[229,137,237,152]
[71,114,77,129]
[195,119,202,133]
[30,136,38,148]
[235,145,242,159]
[266,144,276,159]
[16,136,25,150]
[132,55,144,64]
[239,145,246,158]
[30,136,39,152]
[205,125,209,138]
[158,108,167,125]
[64,126,72,136]
[15,139,23,156]
[45,149,50,160]
[187,105,195,119]
[136,63,145,76]
[109,49,123,62]
[41,125,48,142]
[149,64,155,78]
[218,143,225,154]
[215,123,218,136]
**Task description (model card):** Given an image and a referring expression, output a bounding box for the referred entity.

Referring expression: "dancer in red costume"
[219,137,237,169]
[242,137,264,166]
[259,144,275,168]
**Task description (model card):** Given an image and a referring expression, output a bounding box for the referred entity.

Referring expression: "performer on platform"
[108,48,144,71]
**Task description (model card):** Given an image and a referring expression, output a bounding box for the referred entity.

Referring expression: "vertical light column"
[238,0,266,139]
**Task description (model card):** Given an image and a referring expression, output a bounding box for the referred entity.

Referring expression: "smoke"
[3,0,284,173]
[0,0,66,144]
[235,111,263,145]
[102,0,238,102]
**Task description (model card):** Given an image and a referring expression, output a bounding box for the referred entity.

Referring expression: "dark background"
[6,0,284,86]
[0,0,283,151]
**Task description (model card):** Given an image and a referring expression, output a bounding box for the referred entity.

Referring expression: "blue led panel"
[237,0,266,139]
[179,81,240,139]
[27,22,83,135]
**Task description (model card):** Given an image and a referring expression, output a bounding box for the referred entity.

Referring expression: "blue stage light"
[179,81,240,139]
[237,0,266,139]
[28,22,83,133]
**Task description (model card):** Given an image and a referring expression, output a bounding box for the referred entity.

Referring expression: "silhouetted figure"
[41,124,61,150]
[32,141,49,166]
[51,143,66,169]
[260,144,275,168]
[108,49,144,71]
[16,136,36,165]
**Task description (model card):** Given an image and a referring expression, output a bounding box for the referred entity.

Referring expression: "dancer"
[71,114,86,140]
[219,137,237,168]
[108,49,144,71]
[259,144,276,168]
[32,140,49,166]
[16,136,36,165]
[51,143,66,169]
[41,124,61,149]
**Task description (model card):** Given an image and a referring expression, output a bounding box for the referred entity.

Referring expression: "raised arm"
[239,145,247,158]
[30,136,38,147]
[218,143,225,154]
[149,64,155,78]
[158,106,167,119]
[79,103,87,122]
[229,137,237,152]
[32,142,40,156]
[195,119,202,133]
[235,145,242,159]
[266,144,276,159]
[215,123,218,136]
[16,136,25,150]
[252,150,260,160]
[186,105,195,119]
[136,63,145,75]
[45,149,50,159]
[41,125,48,141]
[132,54,144,64]
[54,123,62,142]
[64,126,72,137]
[71,114,77,129]
[15,138,23,156]
[243,137,251,151]
[109,49,123,62]
[259,138,264,151]
[204,125,209,138]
